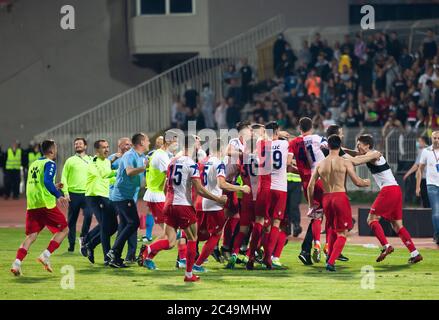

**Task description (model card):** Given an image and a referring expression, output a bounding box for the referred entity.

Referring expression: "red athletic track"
[0,199,436,249]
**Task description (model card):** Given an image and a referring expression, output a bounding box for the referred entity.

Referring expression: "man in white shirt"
[417,131,439,244]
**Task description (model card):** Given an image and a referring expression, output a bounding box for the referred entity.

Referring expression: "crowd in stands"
[171,28,439,138]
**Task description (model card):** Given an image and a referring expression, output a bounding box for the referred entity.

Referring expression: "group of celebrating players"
[11,116,423,282]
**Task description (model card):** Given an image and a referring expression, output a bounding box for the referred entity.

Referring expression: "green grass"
[1,228,439,300]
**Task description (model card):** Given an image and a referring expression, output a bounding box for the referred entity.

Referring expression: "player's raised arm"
[193,178,227,206]
[307,165,320,208]
[348,150,382,166]
[345,160,370,187]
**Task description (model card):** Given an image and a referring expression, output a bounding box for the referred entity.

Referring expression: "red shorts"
[25,206,68,235]
[370,185,403,221]
[302,178,324,209]
[196,210,209,241]
[240,195,256,227]
[202,210,226,235]
[255,188,287,221]
[147,201,165,224]
[164,205,197,230]
[323,192,352,233]
[224,191,239,215]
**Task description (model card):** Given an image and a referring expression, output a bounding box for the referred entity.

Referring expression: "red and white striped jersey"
[165,156,200,206]
[257,139,289,192]
[201,156,226,211]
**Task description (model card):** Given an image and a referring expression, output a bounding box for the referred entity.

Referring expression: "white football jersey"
[302,134,327,172]
[366,156,398,189]
[201,156,226,211]
[165,156,200,206]
[258,139,289,192]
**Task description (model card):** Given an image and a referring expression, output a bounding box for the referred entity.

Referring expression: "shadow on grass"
[293,264,357,280]
[373,263,411,272]
[14,276,52,284]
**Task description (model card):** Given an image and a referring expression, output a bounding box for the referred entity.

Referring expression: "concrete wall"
[0,0,155,147]
[128,0,210,55]
[208,0,349,47]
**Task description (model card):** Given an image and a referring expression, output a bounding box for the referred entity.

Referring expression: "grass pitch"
[1,228,438,300]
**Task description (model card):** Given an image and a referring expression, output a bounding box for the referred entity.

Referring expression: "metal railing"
[34,15,286,171]
[343,126,418,192]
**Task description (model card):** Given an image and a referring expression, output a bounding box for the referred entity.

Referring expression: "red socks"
[178,242,187,260]
[248,223,263,259]
[223,216,239,249]
[148,239,170,258]
[369,221,388,247]
[327,228,337,258]
[47,240,60,254]
[328,235,346,265]
[312,219,322,243]
[186,240,197,273]
[398,227,416,253]
[196,234,221,266]
[264,226,280,262]
[232,231,246,255]
[16,248,27,261]
[273,230,287,258]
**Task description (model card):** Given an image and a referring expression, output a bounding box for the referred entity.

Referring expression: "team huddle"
[10,117,423,282]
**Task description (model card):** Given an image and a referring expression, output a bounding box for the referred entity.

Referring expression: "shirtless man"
[307,135,371,272]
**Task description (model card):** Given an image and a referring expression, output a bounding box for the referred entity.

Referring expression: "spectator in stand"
[387,31,402,62]
[227,78,242,107]
[407,101,418,127]
[354,33,367,62]
[404,136,430,208]
[240,58,254,104]
[201,82,215,129]
[298,40,311,67]
[275,52,293,78]
[399,46,415,71]
[322,111,336,130]
[338,48,352,74]
[322,39,334,62]
[175,103,187,130]
[170,94,181,128]
[423,29,438,61]
[184,83,198,111]
[343,105,362,127]
[285,43,298,69]
[385,56,400,96]
[315,53,330,81]
[226,97,241,129]
[426,106,439,137]
[305,69,321,98]
[215,99,228,130]
[363,101,380,127]
[273,33,288,73]
[382,111,404,137]
[310,33,323,66]
[419,66,438,90]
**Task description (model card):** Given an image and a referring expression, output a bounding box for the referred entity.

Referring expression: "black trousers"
[117,213,138,260]
[85,196,118,263]
[112,200,140,258]
[4,169,20,199]
[286,181,302,231]
[67,192,92,248]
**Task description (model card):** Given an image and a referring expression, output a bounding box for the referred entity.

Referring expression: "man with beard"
[61,138,93,252]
